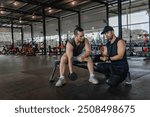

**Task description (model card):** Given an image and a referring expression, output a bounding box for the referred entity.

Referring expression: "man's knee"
[61,54,68,63]
[96,63,111,73]
[86,56,93,63]
[106,75,120,87]
[106,74,126,87]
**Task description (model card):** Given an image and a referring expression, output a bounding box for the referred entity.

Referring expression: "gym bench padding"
[50,60,108,82]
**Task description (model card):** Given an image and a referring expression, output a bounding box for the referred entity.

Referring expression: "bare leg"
[60,53,68,77]
[84,57,94,75]
[56,53,68,87]
[84,57,98,84]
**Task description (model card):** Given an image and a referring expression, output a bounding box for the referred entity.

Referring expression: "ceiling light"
[0,10,4,14]
[32,13,35,19]
[13,1,19,6]
[71,1,76,5]
[48,9,52,13]
[32,15,35,19]
[0,3,4,14]
[19,17,22,23]
[48,7,52,13]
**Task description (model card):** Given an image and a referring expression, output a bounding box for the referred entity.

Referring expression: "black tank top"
[106,37,128,66]
[68,38,85,56]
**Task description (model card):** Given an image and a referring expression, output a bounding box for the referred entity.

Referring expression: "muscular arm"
[82,38,91,59]
[110,40,126,61]
[66,42,74,73]
[100,46,108,62]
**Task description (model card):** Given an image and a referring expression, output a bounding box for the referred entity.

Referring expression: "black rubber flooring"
[0,55,150,100]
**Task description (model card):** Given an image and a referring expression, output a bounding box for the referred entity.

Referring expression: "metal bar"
[149,0,150,39]
[21,27,24,48]
[129,0,132,53]
[77,11,81,27]
[16,0,78,12]
[106,3,109,25]
[11,20,14,47]
[58,17,62,55]
[30,24,34,44]
[91,0,107,5]
[118,0,122,38]
[0,16,42,22]
[42,7,47,55]
[0,26,21,29]
[0,21,31,26]
[49,60,60,83]
[109,0,129,5]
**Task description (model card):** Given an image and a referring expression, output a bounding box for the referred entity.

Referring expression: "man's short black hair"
[74,27,84,35]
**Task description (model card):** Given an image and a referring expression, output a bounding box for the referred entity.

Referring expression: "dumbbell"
[68,72,78,81]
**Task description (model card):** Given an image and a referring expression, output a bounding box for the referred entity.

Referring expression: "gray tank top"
[68,38,85,56]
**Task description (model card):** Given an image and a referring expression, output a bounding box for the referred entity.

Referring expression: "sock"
[60,76,64,79]
[59,76,65,79]
[90,74,94,78]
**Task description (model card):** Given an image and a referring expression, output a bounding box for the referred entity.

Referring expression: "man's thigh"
[96,62,111,73]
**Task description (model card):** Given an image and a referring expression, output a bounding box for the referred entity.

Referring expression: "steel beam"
[11,20,14,47]
[16,0,78,13]
[118,0,122,38]
[42,7,47,55]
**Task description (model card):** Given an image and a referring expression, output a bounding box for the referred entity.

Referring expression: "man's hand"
[100,56,106,62]
[78,56,84,62]
[100,56,110,62]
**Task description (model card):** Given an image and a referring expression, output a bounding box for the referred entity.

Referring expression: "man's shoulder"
[84,38,89,43]
[116,37,125,41]
[117,39,126,46]
[118,38,125,43]
[115,37,124,43]
[68,38,74,41]
[66,39,74,49]
[66,42,74,49]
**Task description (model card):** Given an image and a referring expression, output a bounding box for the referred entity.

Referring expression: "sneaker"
[89,76,99,84]
[125,73,132,85]
[105,79,109,84]
[55,78,66,87]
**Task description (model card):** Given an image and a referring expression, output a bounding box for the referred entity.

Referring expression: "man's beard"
[79,38,84,42]
[108,35,113,40]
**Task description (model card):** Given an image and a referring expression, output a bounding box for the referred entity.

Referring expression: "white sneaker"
[55,78,66,87]
[89,76,99,84]
[125,73,132,85]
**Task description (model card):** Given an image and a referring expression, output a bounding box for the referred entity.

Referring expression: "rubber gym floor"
[0,55,150,100]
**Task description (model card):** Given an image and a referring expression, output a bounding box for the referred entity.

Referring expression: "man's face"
[105,31,113,40]
[76,31,85,43]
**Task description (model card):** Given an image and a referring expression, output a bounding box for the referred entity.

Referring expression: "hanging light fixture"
[32,12,35,19]
[13,1,19,6]
[0,10,4,14]
[0,3,4,14]
[71,1,76,5]
[19,17,22,23]
[48,7,52,13]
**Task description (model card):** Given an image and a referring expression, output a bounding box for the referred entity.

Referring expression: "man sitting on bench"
[97,26,130,87]
[55,27,99,87]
